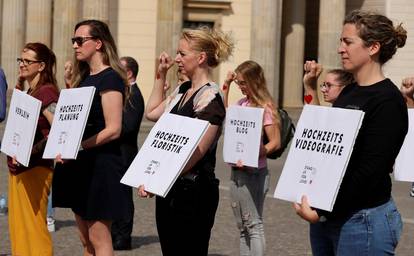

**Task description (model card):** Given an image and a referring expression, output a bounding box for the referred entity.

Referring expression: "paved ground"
[1,108,414,255]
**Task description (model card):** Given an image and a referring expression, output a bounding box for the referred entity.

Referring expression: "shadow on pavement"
[131,235,159,249]
[55,219,76,230]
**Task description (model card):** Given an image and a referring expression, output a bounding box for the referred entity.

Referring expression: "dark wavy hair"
[23,42,59,94]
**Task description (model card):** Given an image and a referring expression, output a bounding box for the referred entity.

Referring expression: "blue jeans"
[310,199,402,256]
[47,189,54,218]
[230,167,269,256]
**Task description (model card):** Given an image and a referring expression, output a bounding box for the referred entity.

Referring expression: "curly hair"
[344,10,407,64]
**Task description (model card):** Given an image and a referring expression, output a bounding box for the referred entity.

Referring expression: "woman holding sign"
[142,27,233,255]
[8,42,59,256]
[52,20,129,255]
[294,10,408,255]
[221,60,281,256]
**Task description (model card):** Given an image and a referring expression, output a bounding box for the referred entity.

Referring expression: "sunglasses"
[71,36,96,46]
[16,58,42,66]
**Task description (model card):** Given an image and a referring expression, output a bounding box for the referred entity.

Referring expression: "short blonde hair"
[181,27,234,68]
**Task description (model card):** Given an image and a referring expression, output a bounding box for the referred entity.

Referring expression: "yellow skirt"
[8,166,53,256]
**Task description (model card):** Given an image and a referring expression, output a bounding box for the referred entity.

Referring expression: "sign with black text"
[43,87,95,159]
[223,105,264,167]
[274,105,364,211]
[121,113,209,197]
[1,89,42,166]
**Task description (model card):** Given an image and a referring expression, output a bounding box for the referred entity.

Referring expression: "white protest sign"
[43,87,95,159]
[394,109,414,181]
[1,89,42,166]
[223,105,264,167]
[274,105,364,211]
[121,113,209,197]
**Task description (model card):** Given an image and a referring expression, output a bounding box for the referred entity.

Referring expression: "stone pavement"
[1,108,414,255]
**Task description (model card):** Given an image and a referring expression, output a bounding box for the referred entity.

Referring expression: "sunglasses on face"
[71,36,96,46]
[16,58,42,66]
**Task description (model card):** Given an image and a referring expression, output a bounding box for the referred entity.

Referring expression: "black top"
[121,83,145,166]
[326,78,408,219]
[170,81,225,178]
[81,67,124,144]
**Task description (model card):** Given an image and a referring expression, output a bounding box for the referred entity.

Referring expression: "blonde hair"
[181,27,234,68]
[235,60,280,126]
[71,20,128,92]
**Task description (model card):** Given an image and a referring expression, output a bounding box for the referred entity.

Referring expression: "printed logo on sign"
[299,165,317,185]
[58,131,68,144]
[12,132,20,146]
[236,142,244,153]
[144,160,160,175]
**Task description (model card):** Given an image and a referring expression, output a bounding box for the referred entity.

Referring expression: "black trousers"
[156,177,219,256]
[111,187,134,241]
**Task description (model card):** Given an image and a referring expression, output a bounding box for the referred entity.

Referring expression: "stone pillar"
[1,0,25,88]
[317,0,345,105]
[26,0,52,46]
[52,0,80,88]
[250,0,283,103]
[156,0,183,86]
[82,0,109,23]
[282,0,306,107]
[318,0,345,71]
[0,0,3,58]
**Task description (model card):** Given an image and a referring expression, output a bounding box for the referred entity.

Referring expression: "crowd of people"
[2,9,413,256]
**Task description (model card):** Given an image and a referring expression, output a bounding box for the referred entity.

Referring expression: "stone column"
[52,0,80,88]
[282,0,306,107]
[1,0,25,88]
[250,0,283,103]
[318,0,345,71]
[82,0,109,24]
[156,0,183,86]
[317,0,345,105]
[26,0,52,46]
[0,0,3,58]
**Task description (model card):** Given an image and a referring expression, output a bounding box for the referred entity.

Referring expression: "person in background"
[46,194,55,232]
[52,20,129,256]
[111,56,144,250]
[399,77,414,197]
[0,68,7,215]
[8,42,59,256]
[64,60,73,89]
[0,68,7,122]
[294,10,408,255]
[141,26,234,255]
[302,60,354,105]
[221,60,281,256]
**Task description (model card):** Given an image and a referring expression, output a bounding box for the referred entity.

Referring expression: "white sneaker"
[47,217,55,232]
